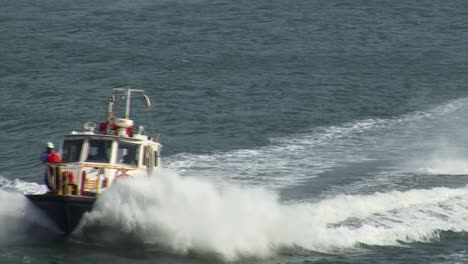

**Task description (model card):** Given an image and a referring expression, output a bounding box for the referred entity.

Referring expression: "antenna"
[112,86,147,120]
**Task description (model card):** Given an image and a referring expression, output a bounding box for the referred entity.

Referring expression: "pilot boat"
[26,87,162,235]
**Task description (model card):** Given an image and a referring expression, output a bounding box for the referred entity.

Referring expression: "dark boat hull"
[25,194,96,235]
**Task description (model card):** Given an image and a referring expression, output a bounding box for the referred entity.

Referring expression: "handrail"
[46,163,135,197]
[63,163,136,170]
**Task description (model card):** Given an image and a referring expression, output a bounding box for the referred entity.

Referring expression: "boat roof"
[64,132,160,145]
[63,87,161,147]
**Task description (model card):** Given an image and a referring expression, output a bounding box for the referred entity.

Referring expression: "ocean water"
[1,0,468,263]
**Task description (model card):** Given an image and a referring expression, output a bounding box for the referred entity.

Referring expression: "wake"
[75,169,468,260]
[1,97,468,259]
[165,97,468,189]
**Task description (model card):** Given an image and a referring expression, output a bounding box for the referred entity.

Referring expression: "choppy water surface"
[1,0,468,263]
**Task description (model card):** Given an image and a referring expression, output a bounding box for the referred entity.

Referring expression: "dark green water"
[1,0,468,263]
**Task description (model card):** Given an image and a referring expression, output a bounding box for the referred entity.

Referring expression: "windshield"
[86,139,112,163]
[61,139,83,162]
[117,142,139,166]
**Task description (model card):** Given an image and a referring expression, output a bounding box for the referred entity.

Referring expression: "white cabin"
[45,87,161,196]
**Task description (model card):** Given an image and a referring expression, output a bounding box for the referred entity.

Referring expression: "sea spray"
[77,169,468,260]
[0,190,28,243]
[0,189,57,244]
[408,143,468,176]
[414,158,468,175]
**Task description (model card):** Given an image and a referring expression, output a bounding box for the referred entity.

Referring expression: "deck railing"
[45,163,133,196]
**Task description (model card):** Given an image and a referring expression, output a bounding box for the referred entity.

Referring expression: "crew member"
[41,142,61,163]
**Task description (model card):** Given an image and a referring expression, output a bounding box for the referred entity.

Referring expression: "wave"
[165,97,468,189]
[76,169,468,260]
[0,176,48,195]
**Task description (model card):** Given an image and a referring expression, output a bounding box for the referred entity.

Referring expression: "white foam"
[165,97,468,189]
[0,176,48,195]
[0,189,56,244]
[0,190,27,242]
[77,169,468,260]
[402,136,468,176]
[415,159,468,175]
[0,177,58,244]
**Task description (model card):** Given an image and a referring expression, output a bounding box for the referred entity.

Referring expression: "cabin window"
[117,142,139,166]
[154,151,159,167]
[61,139,83,162]
[86,139,111,163]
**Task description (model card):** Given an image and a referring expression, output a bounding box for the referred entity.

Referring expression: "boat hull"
[25,194,96,235]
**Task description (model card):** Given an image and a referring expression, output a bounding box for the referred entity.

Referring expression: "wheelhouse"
[61,135,161,170]
[43,87,161,197]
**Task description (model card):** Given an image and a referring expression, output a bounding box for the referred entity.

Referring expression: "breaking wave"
[77,169,468,261]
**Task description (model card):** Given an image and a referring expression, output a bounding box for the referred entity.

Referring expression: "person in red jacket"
[41,142,61,163]
[41,142,62,192]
